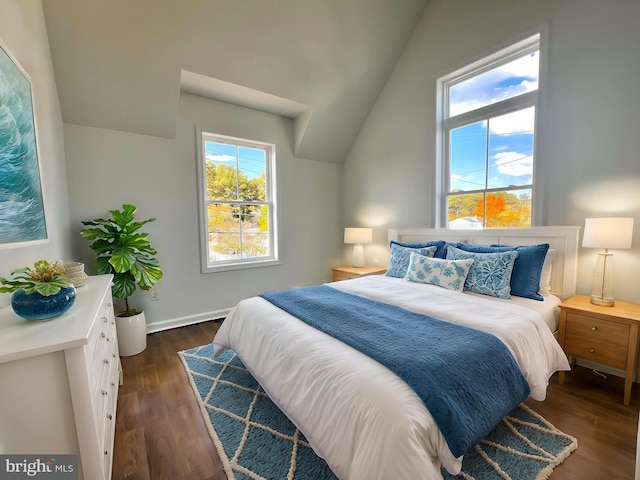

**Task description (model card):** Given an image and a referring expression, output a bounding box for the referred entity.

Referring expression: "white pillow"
[539,249,557,296]
[404,252,474,292]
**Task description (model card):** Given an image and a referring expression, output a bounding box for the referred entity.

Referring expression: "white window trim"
[195,127,280,273]
[435,28,547,228]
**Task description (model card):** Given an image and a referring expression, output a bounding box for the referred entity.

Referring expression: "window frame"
[435,31,544,228]
[196,128,280,273]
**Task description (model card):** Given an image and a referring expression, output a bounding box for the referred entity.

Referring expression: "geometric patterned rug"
[179,344,577,480]
[441,405,578,480]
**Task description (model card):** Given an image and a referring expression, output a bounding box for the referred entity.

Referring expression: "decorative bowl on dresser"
[0,275,121,480]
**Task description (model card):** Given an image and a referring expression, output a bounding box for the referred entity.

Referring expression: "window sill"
[201,259,281,274]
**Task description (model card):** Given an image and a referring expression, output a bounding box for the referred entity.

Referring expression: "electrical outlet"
[150,287,159,301]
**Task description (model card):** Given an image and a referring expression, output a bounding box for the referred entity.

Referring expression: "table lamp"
[582,217,634,306]
[344,227,373,268]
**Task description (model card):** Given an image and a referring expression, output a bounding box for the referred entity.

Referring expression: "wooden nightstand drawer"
[564,334,627,369]
[558,294,640,405]
[565,313,630,347]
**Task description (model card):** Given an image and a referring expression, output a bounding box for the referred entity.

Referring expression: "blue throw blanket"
[260,285,530,458]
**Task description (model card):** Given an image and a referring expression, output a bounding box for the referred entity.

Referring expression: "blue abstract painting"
[0,43,47,244]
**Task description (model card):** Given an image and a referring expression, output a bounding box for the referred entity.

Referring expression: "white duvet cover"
[212,275,570,480]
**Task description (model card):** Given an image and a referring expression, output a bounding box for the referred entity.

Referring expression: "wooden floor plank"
[112,320,639,479]
[112,427,150,480]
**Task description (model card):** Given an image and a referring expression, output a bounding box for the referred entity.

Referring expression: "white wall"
[65,93,343,331]
[343,0,640,303]
[0,0,71,307]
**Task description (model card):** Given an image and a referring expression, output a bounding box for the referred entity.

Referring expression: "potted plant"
[81,204,163,355]
[0,260,76,321]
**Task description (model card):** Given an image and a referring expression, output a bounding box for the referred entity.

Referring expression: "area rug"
[179,344,577,480]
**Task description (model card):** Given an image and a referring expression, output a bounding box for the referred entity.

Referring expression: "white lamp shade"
[582,217,634,249]
[344,227,373,245]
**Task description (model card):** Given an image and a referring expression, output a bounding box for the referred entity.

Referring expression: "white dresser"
[0,275,121,480]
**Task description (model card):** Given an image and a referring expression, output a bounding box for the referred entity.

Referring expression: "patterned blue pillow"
[451,242,549,301]
[386,244,437,278]
[390,240,447,259]
[446,246,518,299]
[404,252,474,292]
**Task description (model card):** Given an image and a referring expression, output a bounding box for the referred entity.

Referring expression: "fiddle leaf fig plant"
[81,204,163,316]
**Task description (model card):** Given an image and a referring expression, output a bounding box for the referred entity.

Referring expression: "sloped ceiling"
[41,0,428,163]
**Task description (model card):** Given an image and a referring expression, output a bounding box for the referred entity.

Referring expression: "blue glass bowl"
[11,286,77,321]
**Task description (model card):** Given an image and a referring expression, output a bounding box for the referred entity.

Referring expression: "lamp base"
[352,244,364,268]
[590,295,615,307]
[590,252,615,307]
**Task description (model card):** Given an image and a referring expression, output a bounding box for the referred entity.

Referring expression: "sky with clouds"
[449,51,538,193]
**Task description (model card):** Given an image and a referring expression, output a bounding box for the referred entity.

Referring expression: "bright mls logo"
[0,455,77,479]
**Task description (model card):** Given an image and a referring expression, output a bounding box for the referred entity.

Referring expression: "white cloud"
[449,52,539,116]
[497,52,539,78]
[206,153,235,163]
[494,151,532,178]
[489,107,535,135]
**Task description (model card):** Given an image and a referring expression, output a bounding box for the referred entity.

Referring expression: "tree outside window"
[197,132,278,272]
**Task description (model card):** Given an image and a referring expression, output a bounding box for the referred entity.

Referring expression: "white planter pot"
[115,311,147,356]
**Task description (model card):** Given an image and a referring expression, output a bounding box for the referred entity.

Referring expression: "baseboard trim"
[146,308,232,334]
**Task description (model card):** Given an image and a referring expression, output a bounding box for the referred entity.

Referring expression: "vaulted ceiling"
[42,0,429,163]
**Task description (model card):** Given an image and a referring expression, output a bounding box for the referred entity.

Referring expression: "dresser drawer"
[87,317,106,363]
[97,352,118,441]
[98,342,120,478]
[565,313,630,347]
[564,334,628,369]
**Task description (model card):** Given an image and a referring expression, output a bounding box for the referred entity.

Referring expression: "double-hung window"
[197,131,278,272]
[437,33,541,228]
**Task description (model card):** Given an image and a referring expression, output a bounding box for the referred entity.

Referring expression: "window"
[196,131,278,272]
[437,33,541,229]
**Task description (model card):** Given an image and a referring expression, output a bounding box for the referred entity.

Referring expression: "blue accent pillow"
[404,252,474,292]
[450,242,550,301]
[390,240,447,259]
[386,244,437,278]
[446,245,518,299]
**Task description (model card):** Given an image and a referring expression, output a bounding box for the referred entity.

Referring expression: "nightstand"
[330,266,387,282]
[557,294,640,405]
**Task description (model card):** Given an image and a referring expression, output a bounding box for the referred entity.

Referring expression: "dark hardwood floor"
[112,320,639,480]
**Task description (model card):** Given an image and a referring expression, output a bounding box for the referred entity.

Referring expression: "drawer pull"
[104,450,108,456]
[591,326,598,331]
[103,317,108,323]
[590,348,595,353]
[103,359,110,364]
[107,302,112,307]
[106,413,113,420]
[101,332,106,338]
[101,389,108,396]
[111,381,116,387]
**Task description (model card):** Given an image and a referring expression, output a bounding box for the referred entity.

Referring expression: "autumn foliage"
[448,191,531,228]
[206,163,269,260]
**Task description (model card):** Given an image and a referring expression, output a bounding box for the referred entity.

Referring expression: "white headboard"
[388,227,581,301]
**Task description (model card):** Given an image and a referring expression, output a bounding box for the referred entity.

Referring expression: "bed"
[212,226,580,479]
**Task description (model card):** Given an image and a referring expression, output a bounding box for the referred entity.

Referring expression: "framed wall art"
[0,40,47,246]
